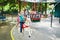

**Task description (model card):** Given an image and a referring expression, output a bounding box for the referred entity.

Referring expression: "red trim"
[31,18,40,20]
[22,24,29,29]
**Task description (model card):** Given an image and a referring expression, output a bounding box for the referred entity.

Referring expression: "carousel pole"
[51,11,53,27]
[50,2,60,27]
[59,18,60,23]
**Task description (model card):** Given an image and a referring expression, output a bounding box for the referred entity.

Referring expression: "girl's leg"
[20,22,24,33]
[22,22,24,32]
[22,28,24,32]
[20,22,23,32]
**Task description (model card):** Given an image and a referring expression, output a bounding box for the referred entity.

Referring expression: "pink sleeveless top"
[17,16,20,23]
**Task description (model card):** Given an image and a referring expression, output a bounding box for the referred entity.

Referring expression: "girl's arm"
[16,22,19,27]
[16,16,20,27]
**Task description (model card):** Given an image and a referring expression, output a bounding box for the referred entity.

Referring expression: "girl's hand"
[16,22,19,27]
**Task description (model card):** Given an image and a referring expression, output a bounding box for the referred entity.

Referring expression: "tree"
[0,0,8,16]
[44,3,47,17]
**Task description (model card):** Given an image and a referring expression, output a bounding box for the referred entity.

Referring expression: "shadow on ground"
[0,22,15,40]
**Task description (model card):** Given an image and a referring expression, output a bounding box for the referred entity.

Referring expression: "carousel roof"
[21,0,57,3]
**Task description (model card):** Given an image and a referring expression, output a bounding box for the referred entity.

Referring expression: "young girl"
[16,13,25,33]
[22,15,32,38]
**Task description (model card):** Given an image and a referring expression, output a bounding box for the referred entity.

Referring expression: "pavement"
[11,17,60,40]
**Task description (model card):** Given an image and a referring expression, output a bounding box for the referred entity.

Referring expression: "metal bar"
[51,13,53,27]
[59,18,60,23]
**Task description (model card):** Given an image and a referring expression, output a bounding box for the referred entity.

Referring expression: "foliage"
[0,0,19,14]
